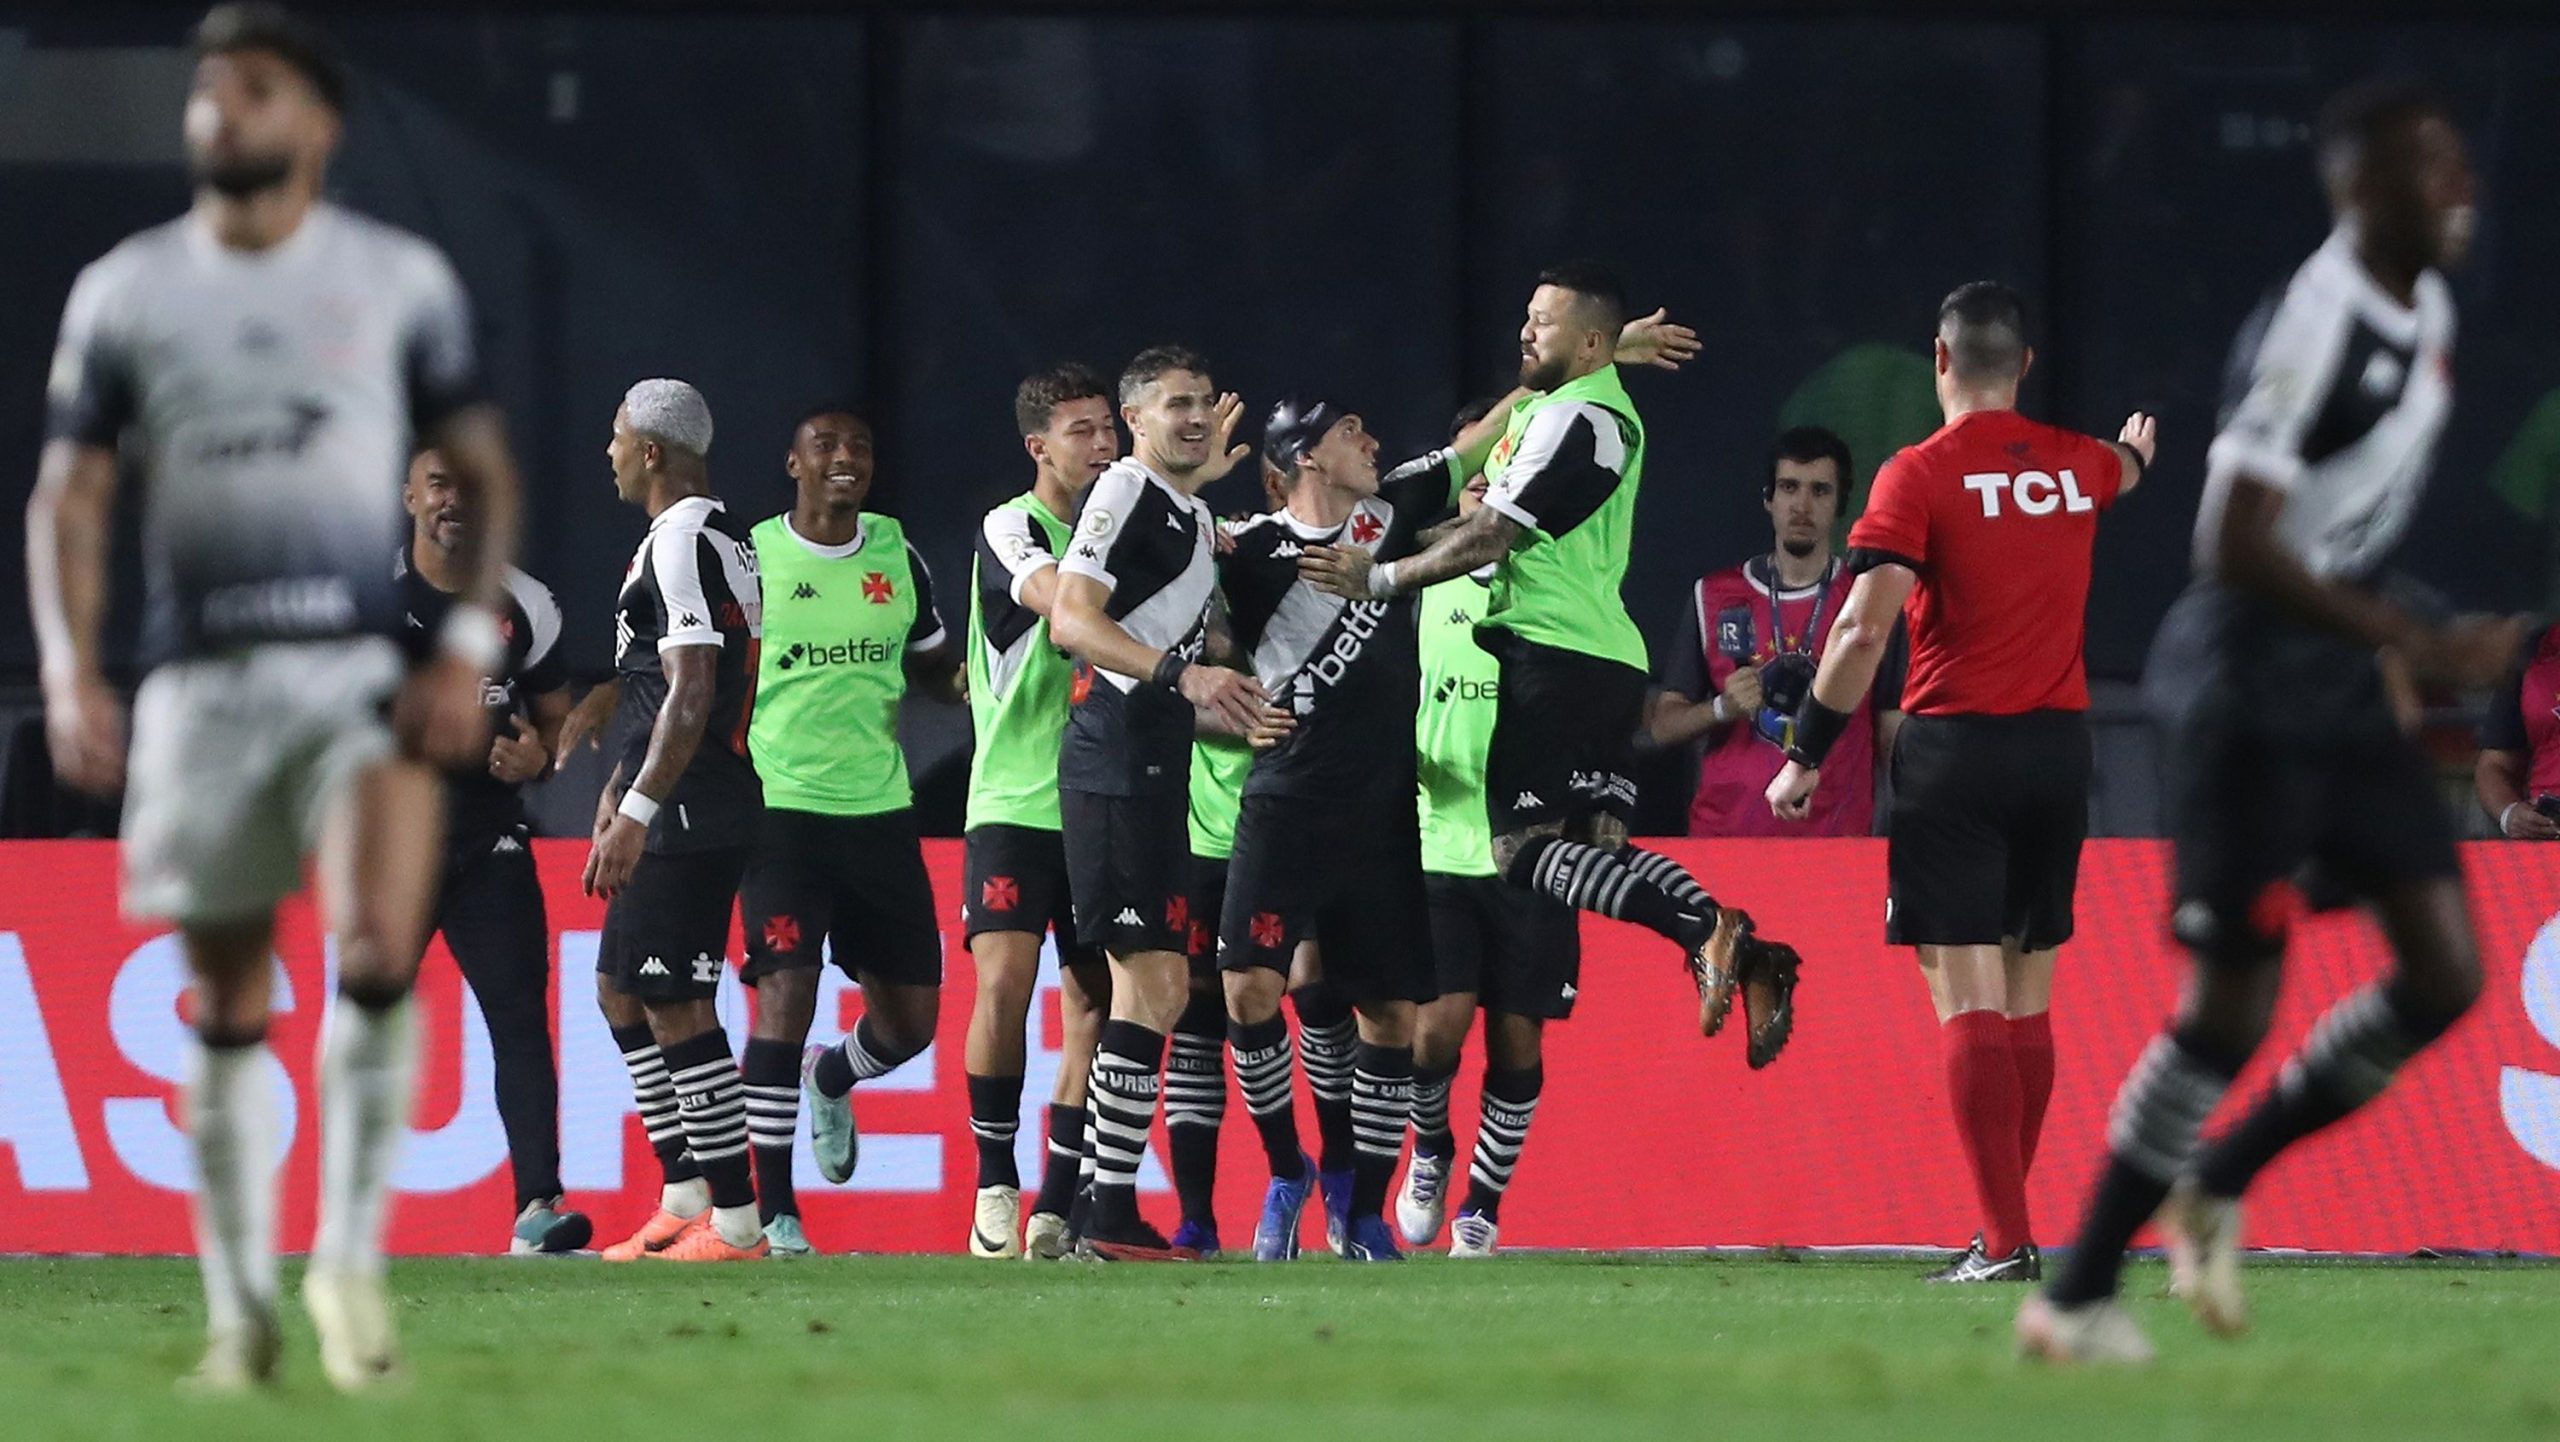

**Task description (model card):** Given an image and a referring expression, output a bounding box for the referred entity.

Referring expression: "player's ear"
[1932,337,1953,378]
[1022,432,1046,466]
[2017,346,2036,385]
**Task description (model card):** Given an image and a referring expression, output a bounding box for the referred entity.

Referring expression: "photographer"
[1645,427,1903,836]
[2477,623,2560,839]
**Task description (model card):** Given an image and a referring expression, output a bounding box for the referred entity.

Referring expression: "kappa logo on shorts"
[1513,791,1544,811]
[690,952,720,985]
[1113,907,1143,926]
[981,875,1019,911]
[639,956,671,977]
[763,915,802,953]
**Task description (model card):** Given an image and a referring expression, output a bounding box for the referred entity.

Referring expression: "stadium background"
[5,4,2560,839]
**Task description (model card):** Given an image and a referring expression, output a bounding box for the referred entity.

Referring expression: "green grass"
[3,1254,2556,1441]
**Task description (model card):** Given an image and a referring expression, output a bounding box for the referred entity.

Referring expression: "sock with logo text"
[813,1014,920,1099]
[1087,1021,1167,1230]
[1293,986,1358,1174]
[1509,837,1714,949]
[1166,994,1228,1230]
[1459,1064,1543,1223]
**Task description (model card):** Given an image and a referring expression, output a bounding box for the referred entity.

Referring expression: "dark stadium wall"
[3,9,2558,804]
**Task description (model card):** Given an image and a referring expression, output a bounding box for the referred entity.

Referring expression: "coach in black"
[397,449,587,1255]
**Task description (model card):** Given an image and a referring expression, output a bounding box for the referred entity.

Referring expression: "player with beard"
[29,4,523,1388]
[732,410,962,1256]
[2021,82,2520,1362]
[1048,346,1276,1259]
[961,366,1118,1260]
[1304,266,1795,1072]
[396,449,588,1256]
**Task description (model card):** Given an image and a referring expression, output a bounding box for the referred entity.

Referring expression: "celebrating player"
[735,409,962,1256]
[1767,284,2152,1282]
[1303,265,1796,1063]
[27,3,522,1389]
[1047,346,1270,1259]
[587,380,769,1263]
[2022,82,2518,1361]
[960,365,1118,1260]
[398,449,588,1256]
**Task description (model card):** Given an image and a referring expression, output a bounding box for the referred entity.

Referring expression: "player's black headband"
[1263,397,1343,472]
[194,3,350,114]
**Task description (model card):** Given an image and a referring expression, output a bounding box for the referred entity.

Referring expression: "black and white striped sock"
[613,1023,699,1186]
[741,1037,800,1222]
[1410,1061,1457,1159]
[2048,1029,2240,1305]
[813,1014,913,1098]
[1295,1000,1357,1173]
[1032,1104,1086,1217]
[1460,1063,1543,1222]
[1621,846,1716,916]
[1513,837,1710,947]
[1087,1021,1166,1227]
[1165,1015,1227,1227]
[1230,1014,1308,1179]
[2197,982,2455,1199]
[663,1029,755,1212]
[1350,1042,1414,1219]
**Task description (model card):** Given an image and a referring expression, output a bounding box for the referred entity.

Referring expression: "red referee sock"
[2008,1011,2056,1175]
[1941,1009,2030,1257]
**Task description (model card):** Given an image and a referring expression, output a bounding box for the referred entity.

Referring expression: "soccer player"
[961,365,1118,1261]
[1648,427,1905,843]
[1766,284,2152,1283]
[732,409,962,1257]
[1398,400,1584,1258]
[1303,264,1795,1066]
[2020,83,2519,1361]
[1047,345,1269,1260]
[586,379,769,1263]
[397,449,588,1256]
[27,3,522,1390]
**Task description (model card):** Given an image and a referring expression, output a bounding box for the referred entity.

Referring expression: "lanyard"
[1765,555,1839,654]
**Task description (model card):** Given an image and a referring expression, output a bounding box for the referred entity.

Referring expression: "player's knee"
[1224,967,1285,1025]
[872,985,942,1055]
[1484,1013,1543,1070]
[1355,1001,1415,1048]
[2172,887,2294,974]
[752,969,821,1042]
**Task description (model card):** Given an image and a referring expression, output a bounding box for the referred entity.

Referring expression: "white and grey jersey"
[44,204,485,666]
[609,495,764,852]
[2201,226,2455,584]
[1056,458,1216,796]
[1217,451,1453,801]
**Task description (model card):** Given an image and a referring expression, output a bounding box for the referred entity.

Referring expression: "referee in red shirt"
[1766,282,2154,1282]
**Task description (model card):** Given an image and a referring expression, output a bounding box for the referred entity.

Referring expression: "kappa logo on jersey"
[676,610,706,630]
[862,572,894,604]
[792,582,820,600]
[1961,469,2097,519]
[1272,540,1304,561]
[763,915,802,953]
[980,875,1019,912]
[1251,912,1287,949]
[1349,513,1384,546]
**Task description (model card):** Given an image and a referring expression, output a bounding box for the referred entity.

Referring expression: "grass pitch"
[3,1253,2555,1441]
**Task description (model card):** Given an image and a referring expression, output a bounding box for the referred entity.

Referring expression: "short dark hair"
[194,3,348,113]
[1448,395,1503,444]
[1535,260,1628,336]
[795,404,867,432]
[1937,281,2028,384]
[1014,363,1110,437]
[1119,345,1212,407]
[2317,77,2448,195]
[1767,426,1853,502]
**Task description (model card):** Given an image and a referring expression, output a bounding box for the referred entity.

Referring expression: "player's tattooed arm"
[27,440,125,795]
[1301,506,1521,602]
[1447,388,1532,482]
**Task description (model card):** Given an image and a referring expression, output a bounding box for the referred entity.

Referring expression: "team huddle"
[24,1,2519,1391]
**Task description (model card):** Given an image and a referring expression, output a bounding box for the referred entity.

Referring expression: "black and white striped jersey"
[396,544,567,851]
[609,494,764,852]
[1218,450,1459,801]
[2202,226,2455,584]
[1056,459,1217,796]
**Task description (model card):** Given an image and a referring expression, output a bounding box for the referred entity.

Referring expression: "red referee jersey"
[1846,409,2123,716]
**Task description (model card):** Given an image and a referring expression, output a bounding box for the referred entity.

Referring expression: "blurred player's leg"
[306,754,444,1392]
[176,919,284,1392]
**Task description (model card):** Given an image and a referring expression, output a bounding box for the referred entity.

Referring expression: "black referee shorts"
[1480,629,1647,839]
[598,846,747,1001]
[1426,871,1582,1020]
[739,807,943,987]
[1885,711,2090,952]
[1061,786,1192,958]
[1218,792,1434,1006]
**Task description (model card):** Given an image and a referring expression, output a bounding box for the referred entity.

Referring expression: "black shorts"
[1482,630,1647,838]
[1885,711,2090,951]
[1426,871,1582,1020]
[2164,690,2459,958]
[598,846,747,1001]
[962,823,1099,968]
[1061,787,1191,957]
[740,808,942,987]
[1218,792,1434,1005]
[1189,853,1229,983]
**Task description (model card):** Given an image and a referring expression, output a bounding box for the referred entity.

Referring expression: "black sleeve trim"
[1845,547,1922,576]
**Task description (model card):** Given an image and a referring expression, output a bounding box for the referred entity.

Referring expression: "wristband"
[1371,560,1403,599]
[438,604,506,671]
[1784,698,1853,769]
[1149,652,1189,692]
[1709,694,1732,725]
[616,789,661,828]
[2122,446,2149,484]
[2501,802,2524,836]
